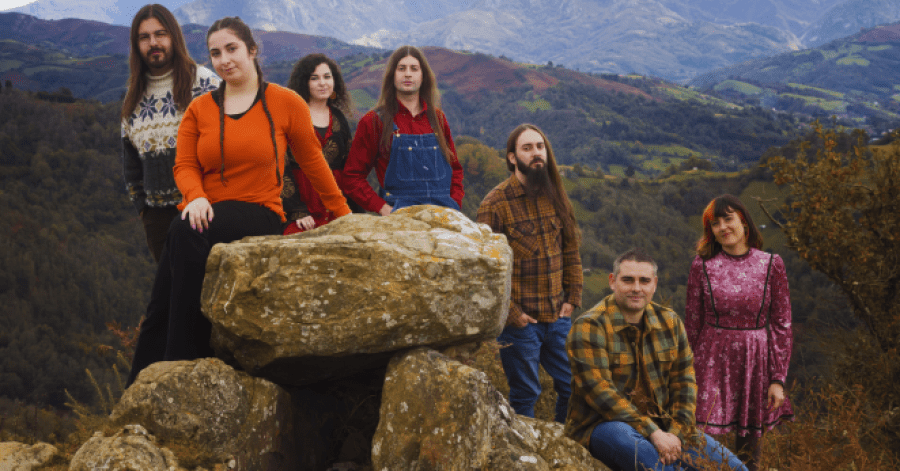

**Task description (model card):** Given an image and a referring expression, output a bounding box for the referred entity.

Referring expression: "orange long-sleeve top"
[175,83,351,221]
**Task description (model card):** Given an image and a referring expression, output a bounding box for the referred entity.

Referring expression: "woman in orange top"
[127,16,350,385]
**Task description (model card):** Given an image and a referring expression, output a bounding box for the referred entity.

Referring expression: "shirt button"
[408,147,413,151]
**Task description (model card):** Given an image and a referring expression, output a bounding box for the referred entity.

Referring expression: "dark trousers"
[127,201,281,386]
[141,206,181,263]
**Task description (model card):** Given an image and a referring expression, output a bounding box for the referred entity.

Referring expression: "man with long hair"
[476,123,583,423]
[343,45,463,214]
[121,4,219,262]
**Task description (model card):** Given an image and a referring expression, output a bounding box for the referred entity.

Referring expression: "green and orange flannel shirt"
[476,175,582,324]
[565,294,698,448]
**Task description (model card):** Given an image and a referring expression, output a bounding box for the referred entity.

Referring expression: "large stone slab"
[108,358,296,470]
[371,348,610,471]
[201,206,512,385]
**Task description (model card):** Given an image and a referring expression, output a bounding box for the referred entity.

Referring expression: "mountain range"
[691,22,900,129]
[7,0,900,81]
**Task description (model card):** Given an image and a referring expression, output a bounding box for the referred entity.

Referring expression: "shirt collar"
[602,294,664,333]
[397,98,428,117]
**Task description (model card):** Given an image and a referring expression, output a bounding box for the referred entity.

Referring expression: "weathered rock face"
[201,206,512,386]
[107,358,296,470]
[69,425,181,471]
[371,348,610,471]
[0,442,58,471]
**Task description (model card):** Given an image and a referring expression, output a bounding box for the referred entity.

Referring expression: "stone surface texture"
[0,442,58,471]
[201,206,512,385]
[371,348,610,471]
[107,358,296,470]
[68,425,181,471]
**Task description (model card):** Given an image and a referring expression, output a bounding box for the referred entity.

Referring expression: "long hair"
[375,46,454,166]
[696,194,763,259]
[121,4,196,120]
[506,124,581,247]
[206,17,280,186]
[287,53,352,117]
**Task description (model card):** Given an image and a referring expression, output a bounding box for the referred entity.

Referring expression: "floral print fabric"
[685,248,794,437]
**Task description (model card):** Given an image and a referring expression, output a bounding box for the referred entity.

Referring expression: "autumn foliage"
[764,123,900,457]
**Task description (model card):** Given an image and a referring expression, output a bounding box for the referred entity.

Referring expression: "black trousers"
[127,201,281,386]
[141,206,180,263]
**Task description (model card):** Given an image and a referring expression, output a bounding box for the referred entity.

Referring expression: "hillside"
[690,22,900,134]
[0,13,805,176]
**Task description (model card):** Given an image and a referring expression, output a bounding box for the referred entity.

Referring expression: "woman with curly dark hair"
[280,53,363,234]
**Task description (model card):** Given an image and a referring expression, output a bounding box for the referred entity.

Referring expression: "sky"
[0,0,34,9]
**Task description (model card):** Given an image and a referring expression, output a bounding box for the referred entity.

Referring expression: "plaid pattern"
[565,294,698,448]
[476,176,582,324]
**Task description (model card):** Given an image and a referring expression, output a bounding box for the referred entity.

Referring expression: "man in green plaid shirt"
[566,249,746,471]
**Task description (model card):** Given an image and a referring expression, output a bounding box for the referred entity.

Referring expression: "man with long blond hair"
[121,4,218,262]
[342,45,463,214]
[477,123,582,423]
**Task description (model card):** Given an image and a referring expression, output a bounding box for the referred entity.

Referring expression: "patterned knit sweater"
[122,66,219,213]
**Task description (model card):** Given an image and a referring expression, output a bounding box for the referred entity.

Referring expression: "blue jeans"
[497,317,572,423]
[589,421,747,471]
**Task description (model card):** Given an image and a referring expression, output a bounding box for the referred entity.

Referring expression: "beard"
[143,47,172,71]
[515,155,552,198]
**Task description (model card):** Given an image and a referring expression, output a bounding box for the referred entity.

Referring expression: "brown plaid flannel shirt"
[476,175,582,324]
[565,294,698,448]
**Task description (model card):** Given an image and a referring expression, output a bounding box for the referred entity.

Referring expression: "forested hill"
[691,22,900,132]
[2,12,806,177]
[0,90,154,407]
[0,88,841,413]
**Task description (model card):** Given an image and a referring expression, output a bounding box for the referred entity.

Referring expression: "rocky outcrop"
[68,425,182,471]
[201,206,512,386]
[372,348,610,471]
[108,358,296,470]
[67,206,606,470]
[0,442,58,471]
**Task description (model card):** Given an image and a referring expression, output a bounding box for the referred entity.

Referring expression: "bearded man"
[121,4,219,262]
[476,123,583,423]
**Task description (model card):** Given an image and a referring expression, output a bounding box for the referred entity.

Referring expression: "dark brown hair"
[613,248,658,277]
[506,123,581,247]
[696,194,763,259]
[287,53,352,117]
[375,46,454,166]
[122,4,197,120]
[206,17,280,186]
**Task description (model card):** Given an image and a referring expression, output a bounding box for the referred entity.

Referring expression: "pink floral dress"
[685,248,794,437]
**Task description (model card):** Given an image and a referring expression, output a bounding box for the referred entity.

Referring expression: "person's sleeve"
[343,113,386,212]
[767,255,793,385]
[476,194,525,325]
[286,94,351,218]
[562,230,583,308]
[567,315,661,438]
[440,112,465,208]
[122,123,146,214]
[173,102,207,208]
[684,257,705,348]
[666,315,697,444]
[281,154,312,220]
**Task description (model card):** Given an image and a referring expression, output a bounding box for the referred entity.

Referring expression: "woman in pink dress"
[685,194,793,471]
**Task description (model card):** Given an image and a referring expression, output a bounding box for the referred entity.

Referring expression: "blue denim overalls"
[379,124,459,212]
